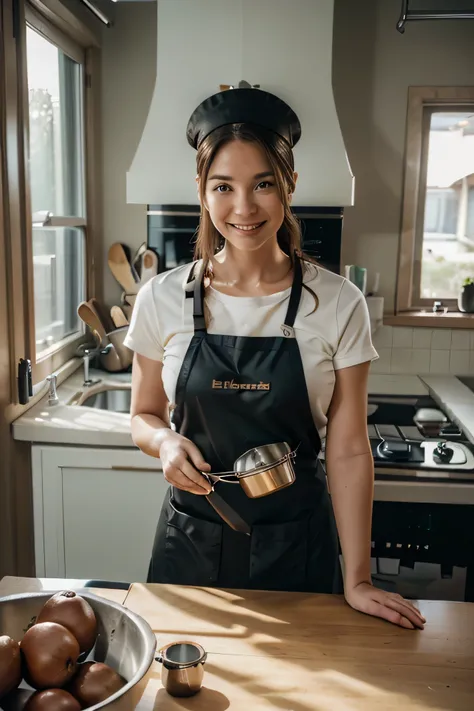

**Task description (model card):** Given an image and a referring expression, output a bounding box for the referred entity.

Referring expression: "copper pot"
[208,442,297,499]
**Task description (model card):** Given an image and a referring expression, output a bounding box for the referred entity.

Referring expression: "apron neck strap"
[185,260,207,331]
[282,254,303,331]
[187,254,304,334]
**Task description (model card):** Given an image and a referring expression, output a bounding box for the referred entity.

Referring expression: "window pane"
[33,227,86,355]
[26,27,85,217]
[420,111,474,300]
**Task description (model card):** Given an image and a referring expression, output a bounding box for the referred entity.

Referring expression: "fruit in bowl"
[0,636,21,698]
[0,589,153,710]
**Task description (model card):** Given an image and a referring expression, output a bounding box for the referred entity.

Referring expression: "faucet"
[79,343,114,387]
[46,374,59,406]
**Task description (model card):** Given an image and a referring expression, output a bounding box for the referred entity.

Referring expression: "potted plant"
[458,277,474,313]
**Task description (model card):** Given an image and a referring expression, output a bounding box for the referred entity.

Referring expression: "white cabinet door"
[33,446,167,583]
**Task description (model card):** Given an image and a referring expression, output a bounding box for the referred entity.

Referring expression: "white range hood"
[127,0,354,207]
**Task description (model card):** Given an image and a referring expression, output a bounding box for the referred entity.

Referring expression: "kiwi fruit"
[68,661,126,706]
[36,591,97,655]
[20,622,80,690]
[0,635,21,698]
[24,688,82,711]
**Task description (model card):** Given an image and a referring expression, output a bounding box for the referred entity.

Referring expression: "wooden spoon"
[110,305,129,329]
[77,302,107,343]
[108,243,140,294]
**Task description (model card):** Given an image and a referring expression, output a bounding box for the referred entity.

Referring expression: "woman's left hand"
[344,582,426,630]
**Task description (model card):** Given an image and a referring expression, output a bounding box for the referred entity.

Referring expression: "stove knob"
[433,441,454,464]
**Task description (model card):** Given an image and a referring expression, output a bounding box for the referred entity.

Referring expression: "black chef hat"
[186,88,301,150]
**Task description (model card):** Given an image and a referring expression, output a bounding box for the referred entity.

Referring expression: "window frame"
[396,86,474,322]
[6,0,103,394]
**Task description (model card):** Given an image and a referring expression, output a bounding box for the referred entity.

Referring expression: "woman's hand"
[159,431,212,495]
[345,582,426,630]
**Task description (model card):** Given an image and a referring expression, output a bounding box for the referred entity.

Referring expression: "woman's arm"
[325,362,425,630]
[130,353,211,494]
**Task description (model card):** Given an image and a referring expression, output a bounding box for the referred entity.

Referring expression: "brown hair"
[193,123,318,313]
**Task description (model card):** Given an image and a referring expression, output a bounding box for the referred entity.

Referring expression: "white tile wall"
[371,327,474,375]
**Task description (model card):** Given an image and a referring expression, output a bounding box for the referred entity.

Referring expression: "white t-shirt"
[124,261,378,439]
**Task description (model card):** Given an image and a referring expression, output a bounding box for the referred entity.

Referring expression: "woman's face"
[202,139,288,253]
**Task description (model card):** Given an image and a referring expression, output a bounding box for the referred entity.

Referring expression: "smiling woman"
[124,86,423,632]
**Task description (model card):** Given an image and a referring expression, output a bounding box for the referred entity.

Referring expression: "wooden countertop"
[2,578,474,709]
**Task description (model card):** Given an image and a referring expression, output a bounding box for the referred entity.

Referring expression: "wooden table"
[2,578,474,710]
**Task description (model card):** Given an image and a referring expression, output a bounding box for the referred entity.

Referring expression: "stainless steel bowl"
[0,591,156,711]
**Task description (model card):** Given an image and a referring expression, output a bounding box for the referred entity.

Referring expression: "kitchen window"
[26,23,86,358]
[1,1,102,391]
[394,87,474,327]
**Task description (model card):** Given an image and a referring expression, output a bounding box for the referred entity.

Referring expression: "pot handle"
[207,472,239,484]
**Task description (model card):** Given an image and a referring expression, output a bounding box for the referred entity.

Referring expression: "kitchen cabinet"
[32,446,167,583]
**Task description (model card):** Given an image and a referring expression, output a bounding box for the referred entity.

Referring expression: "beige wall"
[101,2,156,306]
[101,0,474,319]
[333,0,474,309]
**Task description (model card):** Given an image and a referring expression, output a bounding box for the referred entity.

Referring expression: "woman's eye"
[215,184,231,193]
[256,181,274,190]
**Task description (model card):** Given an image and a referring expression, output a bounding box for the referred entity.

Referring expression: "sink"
[79,388,131,413]
[458,376,474,394]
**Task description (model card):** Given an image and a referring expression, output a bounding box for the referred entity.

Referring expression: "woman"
[125,87,425,631]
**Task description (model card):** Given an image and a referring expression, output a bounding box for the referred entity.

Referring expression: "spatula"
[89,298,115,333]
[108,243,140,294]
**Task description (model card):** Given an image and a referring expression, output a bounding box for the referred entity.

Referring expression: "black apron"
[148,257,342,593]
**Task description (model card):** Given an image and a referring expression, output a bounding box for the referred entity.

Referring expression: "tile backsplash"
[371,327,474,375]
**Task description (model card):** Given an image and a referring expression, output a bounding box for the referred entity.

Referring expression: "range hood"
[127,0,354,207]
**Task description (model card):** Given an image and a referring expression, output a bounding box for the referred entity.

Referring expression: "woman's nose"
[233,190,258,216]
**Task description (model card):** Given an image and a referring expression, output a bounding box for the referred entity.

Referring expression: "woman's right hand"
[158,431,212,495]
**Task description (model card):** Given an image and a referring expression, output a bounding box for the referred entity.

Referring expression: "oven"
[367,394,474,602]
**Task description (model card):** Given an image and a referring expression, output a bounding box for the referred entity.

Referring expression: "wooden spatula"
[110,305,129,329]
[89,298,115,333]
[108,243,140,294]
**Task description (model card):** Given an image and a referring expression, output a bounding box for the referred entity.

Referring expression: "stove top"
[368,395,474,480]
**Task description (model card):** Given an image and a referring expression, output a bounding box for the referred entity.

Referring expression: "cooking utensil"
[207,442,297,499]
[122,293,137,308]
[108,243,140,295]
[0,591,156,710]
[77,302,108,343]
[110,305,129,329]
[205,490,251,535]
[132,242,147,279]
[106,327,133,370]
[89,298,115,334]
[156,641,207,698]
[140,249,159,285]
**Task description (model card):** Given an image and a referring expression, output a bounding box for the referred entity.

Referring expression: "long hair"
[193,123,318,314]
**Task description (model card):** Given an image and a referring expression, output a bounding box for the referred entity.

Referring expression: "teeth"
[232,223,262,231]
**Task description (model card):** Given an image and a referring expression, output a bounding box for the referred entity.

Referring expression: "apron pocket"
[250,517,309,591]
[164,497,223,586]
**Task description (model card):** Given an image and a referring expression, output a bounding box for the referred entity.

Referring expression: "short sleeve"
[123,279,164,361]
[333,280,379,370]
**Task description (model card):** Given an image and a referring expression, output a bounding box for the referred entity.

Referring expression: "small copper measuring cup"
[156,641,207,697]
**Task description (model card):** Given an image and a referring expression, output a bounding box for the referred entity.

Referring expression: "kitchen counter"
[1,576,474,710]
[13,367,474,448]
[12,368,134,447]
